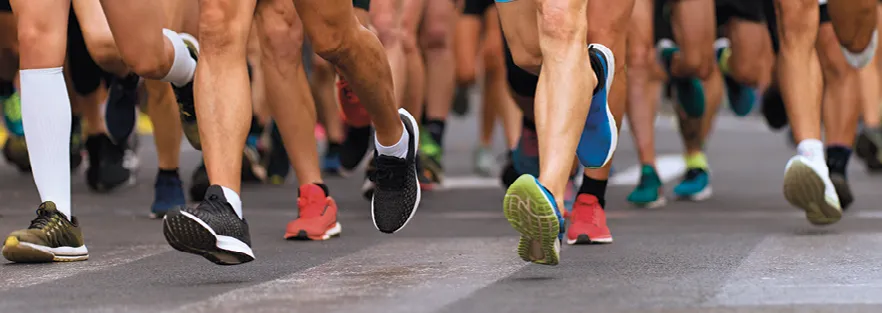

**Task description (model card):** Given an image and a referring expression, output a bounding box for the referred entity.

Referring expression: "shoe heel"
[163,211,254,265]
[503,176,561,266]
[783,161,842,225]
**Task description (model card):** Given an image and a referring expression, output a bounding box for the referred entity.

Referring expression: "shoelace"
[374,156,408,189]
[28,208,54,230]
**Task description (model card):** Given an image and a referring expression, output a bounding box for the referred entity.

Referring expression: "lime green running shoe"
[503,174,563,265]
[3,91,23,137]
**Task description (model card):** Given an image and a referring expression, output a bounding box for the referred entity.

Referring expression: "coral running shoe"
[284,184,342,240]
[566,194,613,245]
[336,75,371,128]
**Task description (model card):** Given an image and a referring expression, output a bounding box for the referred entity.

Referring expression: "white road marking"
[609,154,686,186]
[710,234,882,306]
[441,176,500,190]
[0,244,171,291]
[166,237,527,313]
[621,115,769,133]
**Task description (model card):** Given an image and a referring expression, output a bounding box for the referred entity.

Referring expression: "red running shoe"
[566,194,613,245]
[284,184,342,240]
[336,75,372,128]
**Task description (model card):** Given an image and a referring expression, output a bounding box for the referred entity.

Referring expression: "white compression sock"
[20,68,73,220]
[220,186,243,219]
[375,123,409,159]
[160,29,197,87]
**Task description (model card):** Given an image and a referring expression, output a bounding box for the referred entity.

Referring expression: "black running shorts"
[0,0,10,12]
[464,0,494,16]
[353,0,370,11]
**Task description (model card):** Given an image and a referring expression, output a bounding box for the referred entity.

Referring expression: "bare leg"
[483,7,520,150]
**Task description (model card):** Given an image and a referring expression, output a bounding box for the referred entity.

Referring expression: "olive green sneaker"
[2,202,88,263]
[174,33,201,150]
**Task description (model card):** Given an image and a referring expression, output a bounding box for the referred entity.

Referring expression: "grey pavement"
[0,111,881,313]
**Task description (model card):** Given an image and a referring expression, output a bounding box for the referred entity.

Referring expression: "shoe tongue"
[576,194,599,206]
[39,201,58,212]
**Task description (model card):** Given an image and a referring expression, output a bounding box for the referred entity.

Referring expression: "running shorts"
[67,9,112,96]
[353,0,370,11]
[464,0,494,16]
[502,35,539,98]
[0,0,10,12]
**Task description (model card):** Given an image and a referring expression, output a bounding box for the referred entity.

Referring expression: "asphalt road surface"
[0,112,881,313]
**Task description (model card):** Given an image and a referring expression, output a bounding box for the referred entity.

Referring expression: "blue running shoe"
[714,38,756,117]
[627,165,666,208]
[503,174,564,265]
[151,172,186,219]
[577,44,618,169]
[657,39,705,117]
[673,168,712,201]
[512,125,540,177]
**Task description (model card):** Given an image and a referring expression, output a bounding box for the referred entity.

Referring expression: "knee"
[309,20,357,65]
[482,38,505,74]
[776,0,818,46]
[678,47,714,78]
[729,53,764,86]
[372,13,401,47]
[311,53,334,77]
[199,0,251,56]
[419,19,452,52]
[537,2,584,46]
[257,7,304,63]
[626,43,654,71]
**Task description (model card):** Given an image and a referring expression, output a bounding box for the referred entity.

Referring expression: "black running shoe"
[70,116,84,171]
[340,126,372,175]
[761,85,788,131]
[85,134,134,192]
[451,86,470,116]
[829,172,853,210]
[173,36,201,150]
[189,161,210,202]
[371,109,421,233]
[163,185,254,265]
[856,128,882,172]
[104,74,140,144]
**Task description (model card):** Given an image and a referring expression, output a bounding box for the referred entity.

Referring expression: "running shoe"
[418,127,444,188]
[242,134,267,183]
[673,168,712,201]
[503,174,563,265]
[512,126,540,177]
[284,184,342,240]
[577,44,618,168]
[2,135,29,172]
[336,75,371,128]
[371,109,421,233]
[2,202,88,263]
[163,185,254,265]
[85,134,134,192]
[500,151,521,188]
[761,85,788,130]
[362,155,377,200]
[3,90,22,137]
[151,172,186,219]
[473,146,495,177]
[658,39,705,118]
[71,116,85,171]
[189,161,210,202]
[715,38,756,117]
[173,34,201,150]
[855,128,882,171]
[451,85,470,116]
[566,194,612,245]
[322,142,343,175]
[339,126,372,175]
[627,165,666,208]
[783,155,842,225]
[104,74,140,144]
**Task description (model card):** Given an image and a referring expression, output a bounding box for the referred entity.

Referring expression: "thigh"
[160,0,200,32]
[419,0,455,47]
[496,0,540,72]
[628,0,655,66]
[671,0,716,52]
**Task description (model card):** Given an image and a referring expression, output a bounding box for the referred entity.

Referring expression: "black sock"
[826,146,851,176]
[522,116,536,131]
[300,183,330,197]
[578,177,608,208]
[424,119,446,148]
[158,168,179,178]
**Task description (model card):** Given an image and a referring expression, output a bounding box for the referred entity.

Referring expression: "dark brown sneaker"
[2,202,88,263]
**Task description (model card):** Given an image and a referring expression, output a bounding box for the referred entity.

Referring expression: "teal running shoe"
[715,38,756,117]
[3,91,23,137]
[627,165,666,208]
[503,174,564,265]
[657,39,705,118]
[673,168,712,201]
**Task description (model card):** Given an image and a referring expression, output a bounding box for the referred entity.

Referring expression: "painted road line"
[0,244,171,291]
[710,234,882,306]
[166,237,527,313]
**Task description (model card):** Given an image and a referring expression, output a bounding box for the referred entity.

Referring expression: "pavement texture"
[0,111,881,313]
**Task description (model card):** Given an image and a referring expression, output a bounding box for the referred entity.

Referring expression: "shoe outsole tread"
[162,210,254,266]
[504,176,560,266]
[783,160,842,226]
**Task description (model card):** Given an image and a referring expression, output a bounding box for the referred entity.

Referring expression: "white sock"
[20,68,73,220]
[160,29,197,87]
[841,29,878,69]
[796,139,825,164]
[375,123,409,158]
[220,186,243,219]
